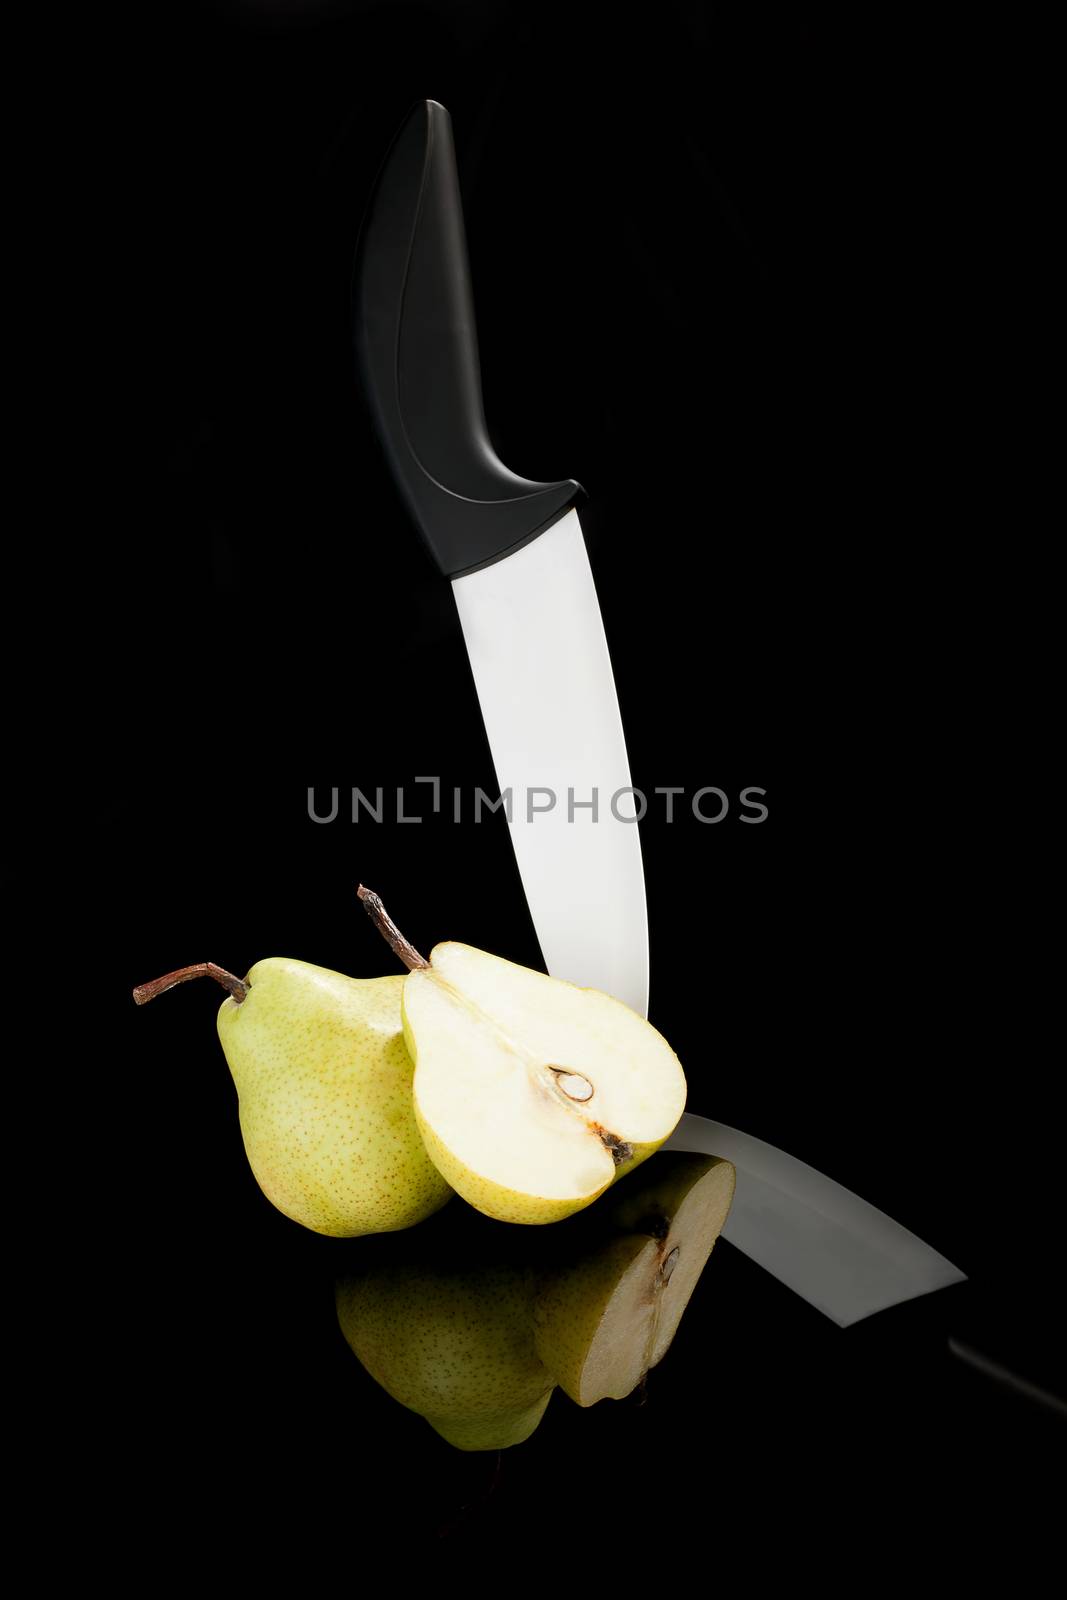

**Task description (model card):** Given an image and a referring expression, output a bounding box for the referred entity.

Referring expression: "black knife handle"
[353,99,583,578]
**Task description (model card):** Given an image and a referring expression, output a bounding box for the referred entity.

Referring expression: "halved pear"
[402,941,687,1224]
[532,1153,735,1404]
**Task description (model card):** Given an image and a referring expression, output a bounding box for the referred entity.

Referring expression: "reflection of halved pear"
[532,1153,735,1405]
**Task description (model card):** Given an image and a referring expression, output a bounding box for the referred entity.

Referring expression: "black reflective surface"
[30,0,1063,1565]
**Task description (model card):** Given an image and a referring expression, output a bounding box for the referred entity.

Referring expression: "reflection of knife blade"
[667,1114,965,1325]
[354,99,965,1322]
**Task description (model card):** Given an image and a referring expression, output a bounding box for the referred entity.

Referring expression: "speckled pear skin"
[336,1263,556,1450]
[216,959,452,1237]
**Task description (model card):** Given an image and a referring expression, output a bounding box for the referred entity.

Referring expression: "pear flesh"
[532,1153,736,1404]
[218,959,452,1237]
[404,942,688,1225]
[336,1264,555,1451]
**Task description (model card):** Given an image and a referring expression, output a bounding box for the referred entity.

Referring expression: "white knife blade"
[452,507,649,1016]
[453,510,966,1323]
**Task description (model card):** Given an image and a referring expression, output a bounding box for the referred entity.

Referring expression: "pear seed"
[551,1068,594,1102]
[661,1246,680,1284]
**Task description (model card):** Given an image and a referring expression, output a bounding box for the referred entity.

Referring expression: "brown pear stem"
[357,885,429,972]
[132,962,249,1006]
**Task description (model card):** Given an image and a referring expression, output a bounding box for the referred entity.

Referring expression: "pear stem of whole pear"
[357,885,430,972]
[132,962,249,1006]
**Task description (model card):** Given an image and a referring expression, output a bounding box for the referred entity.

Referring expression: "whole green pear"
[336,1259,556,1451]
[134,957,452,1237]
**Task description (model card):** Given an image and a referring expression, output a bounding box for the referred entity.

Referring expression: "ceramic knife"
[353,99,966,1325]
[353,98,646,1015]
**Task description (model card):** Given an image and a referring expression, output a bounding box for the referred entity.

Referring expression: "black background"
[33,0,1061,1563]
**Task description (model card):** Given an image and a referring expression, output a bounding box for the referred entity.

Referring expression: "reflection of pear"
[336,1261,555,1451]
[335,1152,734,1450]
[532,1153,735,1405]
